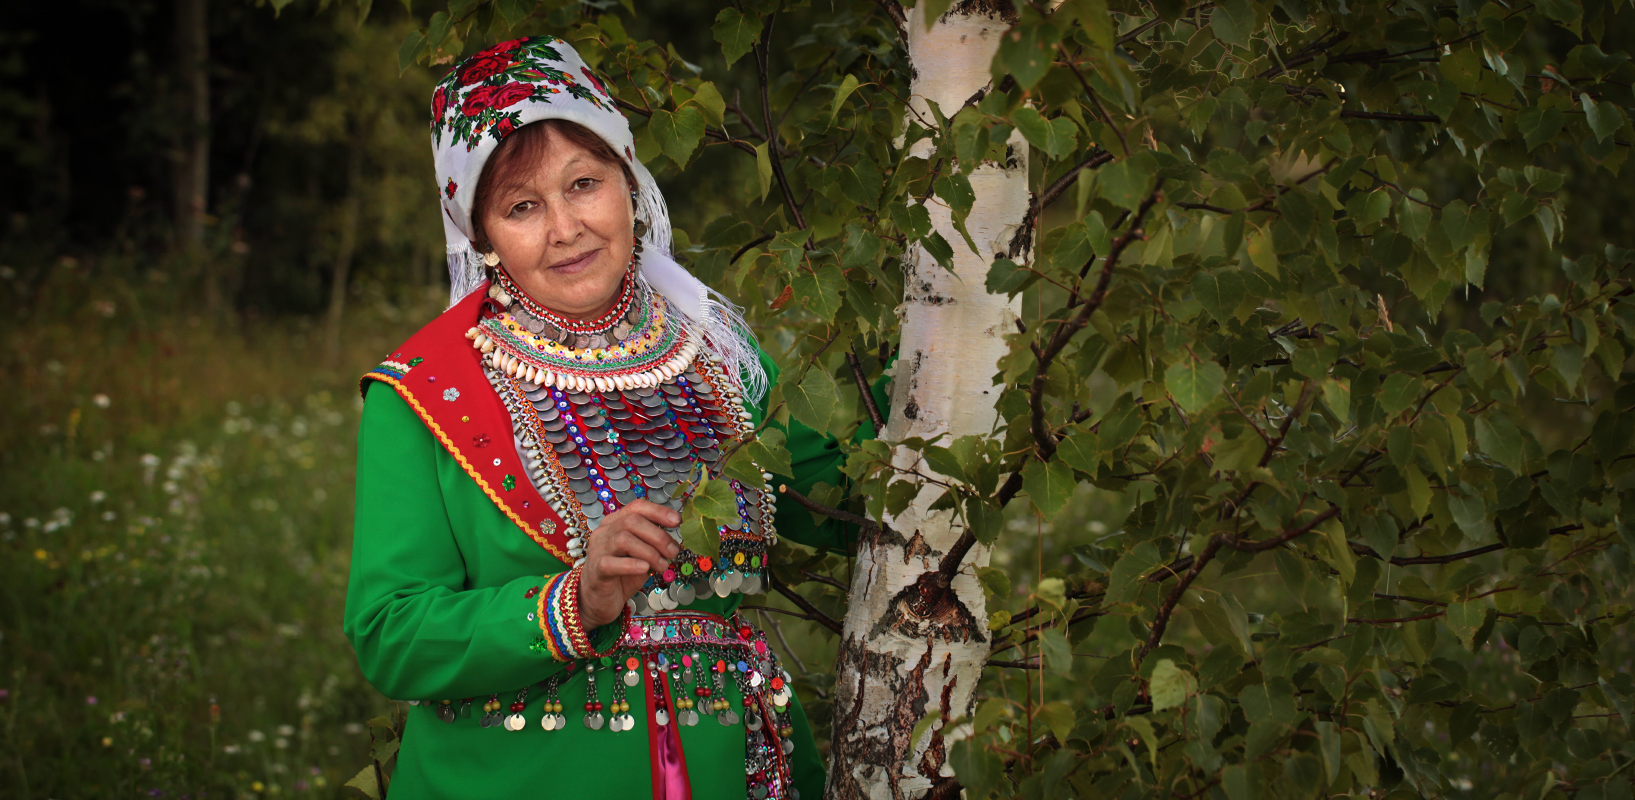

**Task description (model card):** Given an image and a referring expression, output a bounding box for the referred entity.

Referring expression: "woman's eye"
[509,201,534,217]
[574,178,598,191]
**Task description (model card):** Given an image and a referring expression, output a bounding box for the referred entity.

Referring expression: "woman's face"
[479,128,634,320]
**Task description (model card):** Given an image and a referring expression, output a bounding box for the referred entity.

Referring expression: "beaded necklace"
[493,260,638,337]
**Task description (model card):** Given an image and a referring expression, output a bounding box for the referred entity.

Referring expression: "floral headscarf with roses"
[431,36,765,400]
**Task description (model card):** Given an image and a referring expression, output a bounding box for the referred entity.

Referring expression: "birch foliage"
[395,0,1635,796]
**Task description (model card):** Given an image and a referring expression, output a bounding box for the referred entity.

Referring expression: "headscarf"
[430,36,765,400]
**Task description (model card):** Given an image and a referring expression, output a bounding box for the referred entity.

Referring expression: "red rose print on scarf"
[445,178,457,199]
[461,83,535,117]
[431,87,448,121]
[494,117,515,139]
[579,67,610,99]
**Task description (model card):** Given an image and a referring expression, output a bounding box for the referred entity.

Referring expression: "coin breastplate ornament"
[471,281,778,607]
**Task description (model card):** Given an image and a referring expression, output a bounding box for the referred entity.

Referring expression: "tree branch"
[778,484,885,534]
[1140,505,1340,659]
[1030,182,1166,460]
[769,574,843,635]
[753,13,808,231]
[847,348,887,433]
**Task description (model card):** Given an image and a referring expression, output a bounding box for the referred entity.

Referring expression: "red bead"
[584,702,594,712]
[510,702,524,712]
[738,626,752,640]
[594,701,604,711]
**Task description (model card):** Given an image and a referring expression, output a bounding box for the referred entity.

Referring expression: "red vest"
[360,284,572,564]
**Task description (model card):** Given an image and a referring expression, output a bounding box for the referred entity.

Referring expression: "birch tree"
[393,0,1635,798]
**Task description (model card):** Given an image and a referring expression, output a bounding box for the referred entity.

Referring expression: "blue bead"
[737,660,748,672]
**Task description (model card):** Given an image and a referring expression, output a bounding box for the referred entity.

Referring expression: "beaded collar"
[467,281,699,393]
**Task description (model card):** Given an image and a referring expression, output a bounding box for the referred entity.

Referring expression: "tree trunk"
[174,0,211,299]
[825,2,1025,799]
[325,131,366,363]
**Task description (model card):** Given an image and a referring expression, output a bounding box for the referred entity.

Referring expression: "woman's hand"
[577,500,681,628]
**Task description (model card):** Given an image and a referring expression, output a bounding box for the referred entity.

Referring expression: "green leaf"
[1475,415,1526,472]
[689,476,739,520]
[398,29,427,74]
[494,0,531,28]
[1097,154,1156,211]
[1010,108,1078,159]
[1022,458,1076,517]
[346,764,382,799]
[689,82,726,128]
[1516,106,1565,152]
[712,8,760,67]
[1149,659,1195,711]
[783,367,838,433]
[1056,430,1100,473]
[1222,763,1260,800]
[1445,600,1486,649]
[1038,700,1076,743]
[753,142,773,203]
[909,710,943,752]
[1039,628,1073,674]
[791,263,845,322]
[994,14,1059,89]
[829,74,861,128]
[648,106,707,168]
[1245,227,1278,275]
[1583,93,1627,143]
[1165,360,1226,414]
[1198,645,1245,689]
[746,427,791,476]
[1107,542,1161,603]
[1193,269,1246,321]
[1209,0,1254,48]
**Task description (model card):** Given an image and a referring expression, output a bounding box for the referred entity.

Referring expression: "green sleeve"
[343,382,612,701]
[749,348,890,554]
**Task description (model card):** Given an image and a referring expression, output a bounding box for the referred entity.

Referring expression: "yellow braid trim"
[368,373,572,566]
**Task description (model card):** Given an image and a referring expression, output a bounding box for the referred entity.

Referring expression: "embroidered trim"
[367,374,573,565]
[537,563,626,661]
[536,570,576,661]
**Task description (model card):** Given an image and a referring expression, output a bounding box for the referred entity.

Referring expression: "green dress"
[345,327,863,799]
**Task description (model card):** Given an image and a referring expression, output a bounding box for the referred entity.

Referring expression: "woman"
[344,36,868,799]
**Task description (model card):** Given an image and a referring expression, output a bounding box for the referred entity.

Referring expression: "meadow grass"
[0,259,438,798]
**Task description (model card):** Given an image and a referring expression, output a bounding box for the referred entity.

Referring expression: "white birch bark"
[824,2,1026,798]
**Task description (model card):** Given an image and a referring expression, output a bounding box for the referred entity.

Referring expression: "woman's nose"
[541,200,583,246]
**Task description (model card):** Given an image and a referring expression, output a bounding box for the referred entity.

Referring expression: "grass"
[0,258,439,798]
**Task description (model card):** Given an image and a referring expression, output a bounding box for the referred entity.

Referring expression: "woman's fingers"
[622,516,680,560]
[622,499,682,528]
[592,555,655,579]
[603,530,670,574]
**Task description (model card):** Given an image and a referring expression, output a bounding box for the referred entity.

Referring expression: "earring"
[484,251,500,267]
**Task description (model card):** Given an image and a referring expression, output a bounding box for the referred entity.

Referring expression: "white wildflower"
[93,394,110,409]
[90,491,106,504]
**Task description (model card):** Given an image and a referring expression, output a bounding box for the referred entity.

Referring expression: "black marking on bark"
[870,570,983,644]
[917,654,957,781]
[947,0,1019,23]
[903,530,934,564]
[902,397,920,420]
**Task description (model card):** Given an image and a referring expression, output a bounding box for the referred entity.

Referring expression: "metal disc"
[782,738,795,755]
[622,713,636,730]
[711,573,732,598]
[437,704,456,723]
[719,709,739,726]
[585,712,604,730]
[674,582,697,606]
[541,714,556,731]
[746,711,763,731]
[610,715,623,732]
[624,670,640,687]
[655,709,670,726]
